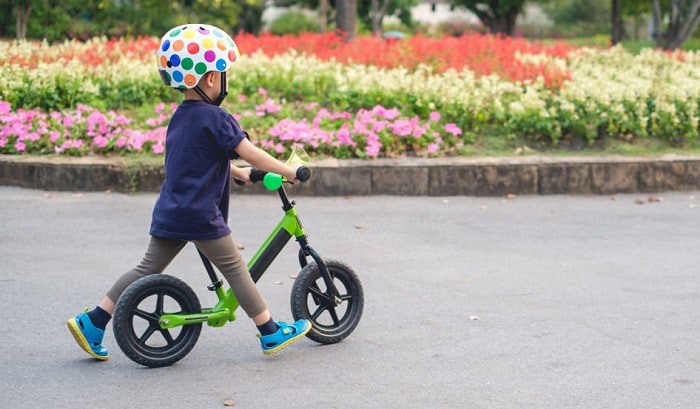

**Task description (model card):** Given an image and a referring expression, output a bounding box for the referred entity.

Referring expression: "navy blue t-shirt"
[150,100,246,240]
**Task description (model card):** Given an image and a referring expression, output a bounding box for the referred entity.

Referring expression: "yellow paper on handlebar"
[286,147,310,167]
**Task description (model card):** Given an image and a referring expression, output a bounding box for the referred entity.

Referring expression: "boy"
[67,24,310,360]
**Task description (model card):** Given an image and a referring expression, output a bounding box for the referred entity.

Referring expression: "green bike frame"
[158,177,307,330]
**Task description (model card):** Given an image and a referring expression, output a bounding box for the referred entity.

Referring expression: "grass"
[546,35,700,52]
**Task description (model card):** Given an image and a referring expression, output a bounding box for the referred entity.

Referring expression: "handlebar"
[235,165,311,190]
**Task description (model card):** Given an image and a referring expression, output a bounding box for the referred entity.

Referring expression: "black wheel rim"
[125,284,198,359]
[304,267,360,334]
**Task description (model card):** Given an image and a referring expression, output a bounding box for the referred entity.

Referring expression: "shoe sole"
[66,318,109,361]
[262,323,312,355]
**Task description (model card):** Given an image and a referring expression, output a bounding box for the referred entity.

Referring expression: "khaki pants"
[106,235,267,318]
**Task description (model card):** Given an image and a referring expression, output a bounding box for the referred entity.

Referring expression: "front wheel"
[291,260,364,344]
[113,274,202,367]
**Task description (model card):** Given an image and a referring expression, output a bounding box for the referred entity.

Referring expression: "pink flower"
[258,87,268,97]
[14,141,26,152]
[445,123,462,136]
[93,136,108,148]
[335,126,356,147]
[429,111,441,122]
[238,94,247,102]
[0,101,10,115]
[152,143,165,154]
[428,143,439,154]
[256,98,281,115]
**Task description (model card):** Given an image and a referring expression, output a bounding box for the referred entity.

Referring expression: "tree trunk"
[16,3,32,40]
[653,0,700,50]
[336,0,358,41]
[611,0,623,44]
[469,3,522,36]
[370,0,391,36]
[320,0,329,32]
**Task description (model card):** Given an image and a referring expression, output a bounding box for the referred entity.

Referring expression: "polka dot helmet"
[156,24,240,89]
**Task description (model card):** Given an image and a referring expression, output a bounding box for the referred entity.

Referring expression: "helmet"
[156,24,240,89]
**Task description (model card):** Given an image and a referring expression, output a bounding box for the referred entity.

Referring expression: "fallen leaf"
[469,316,480,321]
[647,196,663,203]
[505,193,517,200]
[353,224,368,230]
[289,274,298,279]
[223,399,235,406]
[274,281,284,285]
[634,199,645,205]
[45,193,55,199]
[442,199,450,204]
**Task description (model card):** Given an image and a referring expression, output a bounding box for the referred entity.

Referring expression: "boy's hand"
[287,164,301,184]
[231,165,252,185]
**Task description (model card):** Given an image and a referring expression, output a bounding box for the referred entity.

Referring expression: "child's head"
[156,24,240,106]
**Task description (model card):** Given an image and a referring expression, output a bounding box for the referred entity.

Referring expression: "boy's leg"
[67,236,187,360]
[193,235,311,355]
[105,236,187,303]
[193,235,267,318]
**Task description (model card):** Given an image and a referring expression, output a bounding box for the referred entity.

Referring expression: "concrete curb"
[2,154,700,196]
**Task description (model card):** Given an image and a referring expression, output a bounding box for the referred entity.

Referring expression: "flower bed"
[1,33,699,159]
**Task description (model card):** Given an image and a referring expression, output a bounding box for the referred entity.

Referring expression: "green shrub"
[268,11,319,35]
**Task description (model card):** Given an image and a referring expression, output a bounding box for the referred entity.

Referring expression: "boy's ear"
[203,71,216,87]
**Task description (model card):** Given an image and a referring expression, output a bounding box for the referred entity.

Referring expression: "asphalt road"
[1,186,699,409]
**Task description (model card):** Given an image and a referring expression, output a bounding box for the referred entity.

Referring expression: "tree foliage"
[0,0,266,41]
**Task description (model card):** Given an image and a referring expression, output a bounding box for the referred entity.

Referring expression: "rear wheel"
[113,274,202,367]
[291,260,363,344]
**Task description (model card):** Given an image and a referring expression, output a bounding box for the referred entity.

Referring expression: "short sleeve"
[215,110,246,160]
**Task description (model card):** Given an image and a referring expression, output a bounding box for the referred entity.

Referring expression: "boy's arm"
[234,138,298,181]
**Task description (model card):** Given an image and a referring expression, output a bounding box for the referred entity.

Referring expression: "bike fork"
[297,238,341,300]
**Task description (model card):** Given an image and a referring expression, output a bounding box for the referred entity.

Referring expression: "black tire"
[113,274,202,367]
[291,260,363,344]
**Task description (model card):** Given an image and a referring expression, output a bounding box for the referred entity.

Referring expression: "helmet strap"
[193,86,213,105]
[192,72,228,107]
[212,72,228,107]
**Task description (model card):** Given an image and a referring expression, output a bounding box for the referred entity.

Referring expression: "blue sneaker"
[66,310,109,360]
[259,320,311,355]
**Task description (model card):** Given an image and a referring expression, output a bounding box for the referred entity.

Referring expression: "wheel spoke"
[160,329,175,345]
[310,304,325,321]
[308,282,324,305]
[328,306,340,325]
[137,323,158,347]
[155,291,165,315]
[133,308,158,322]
